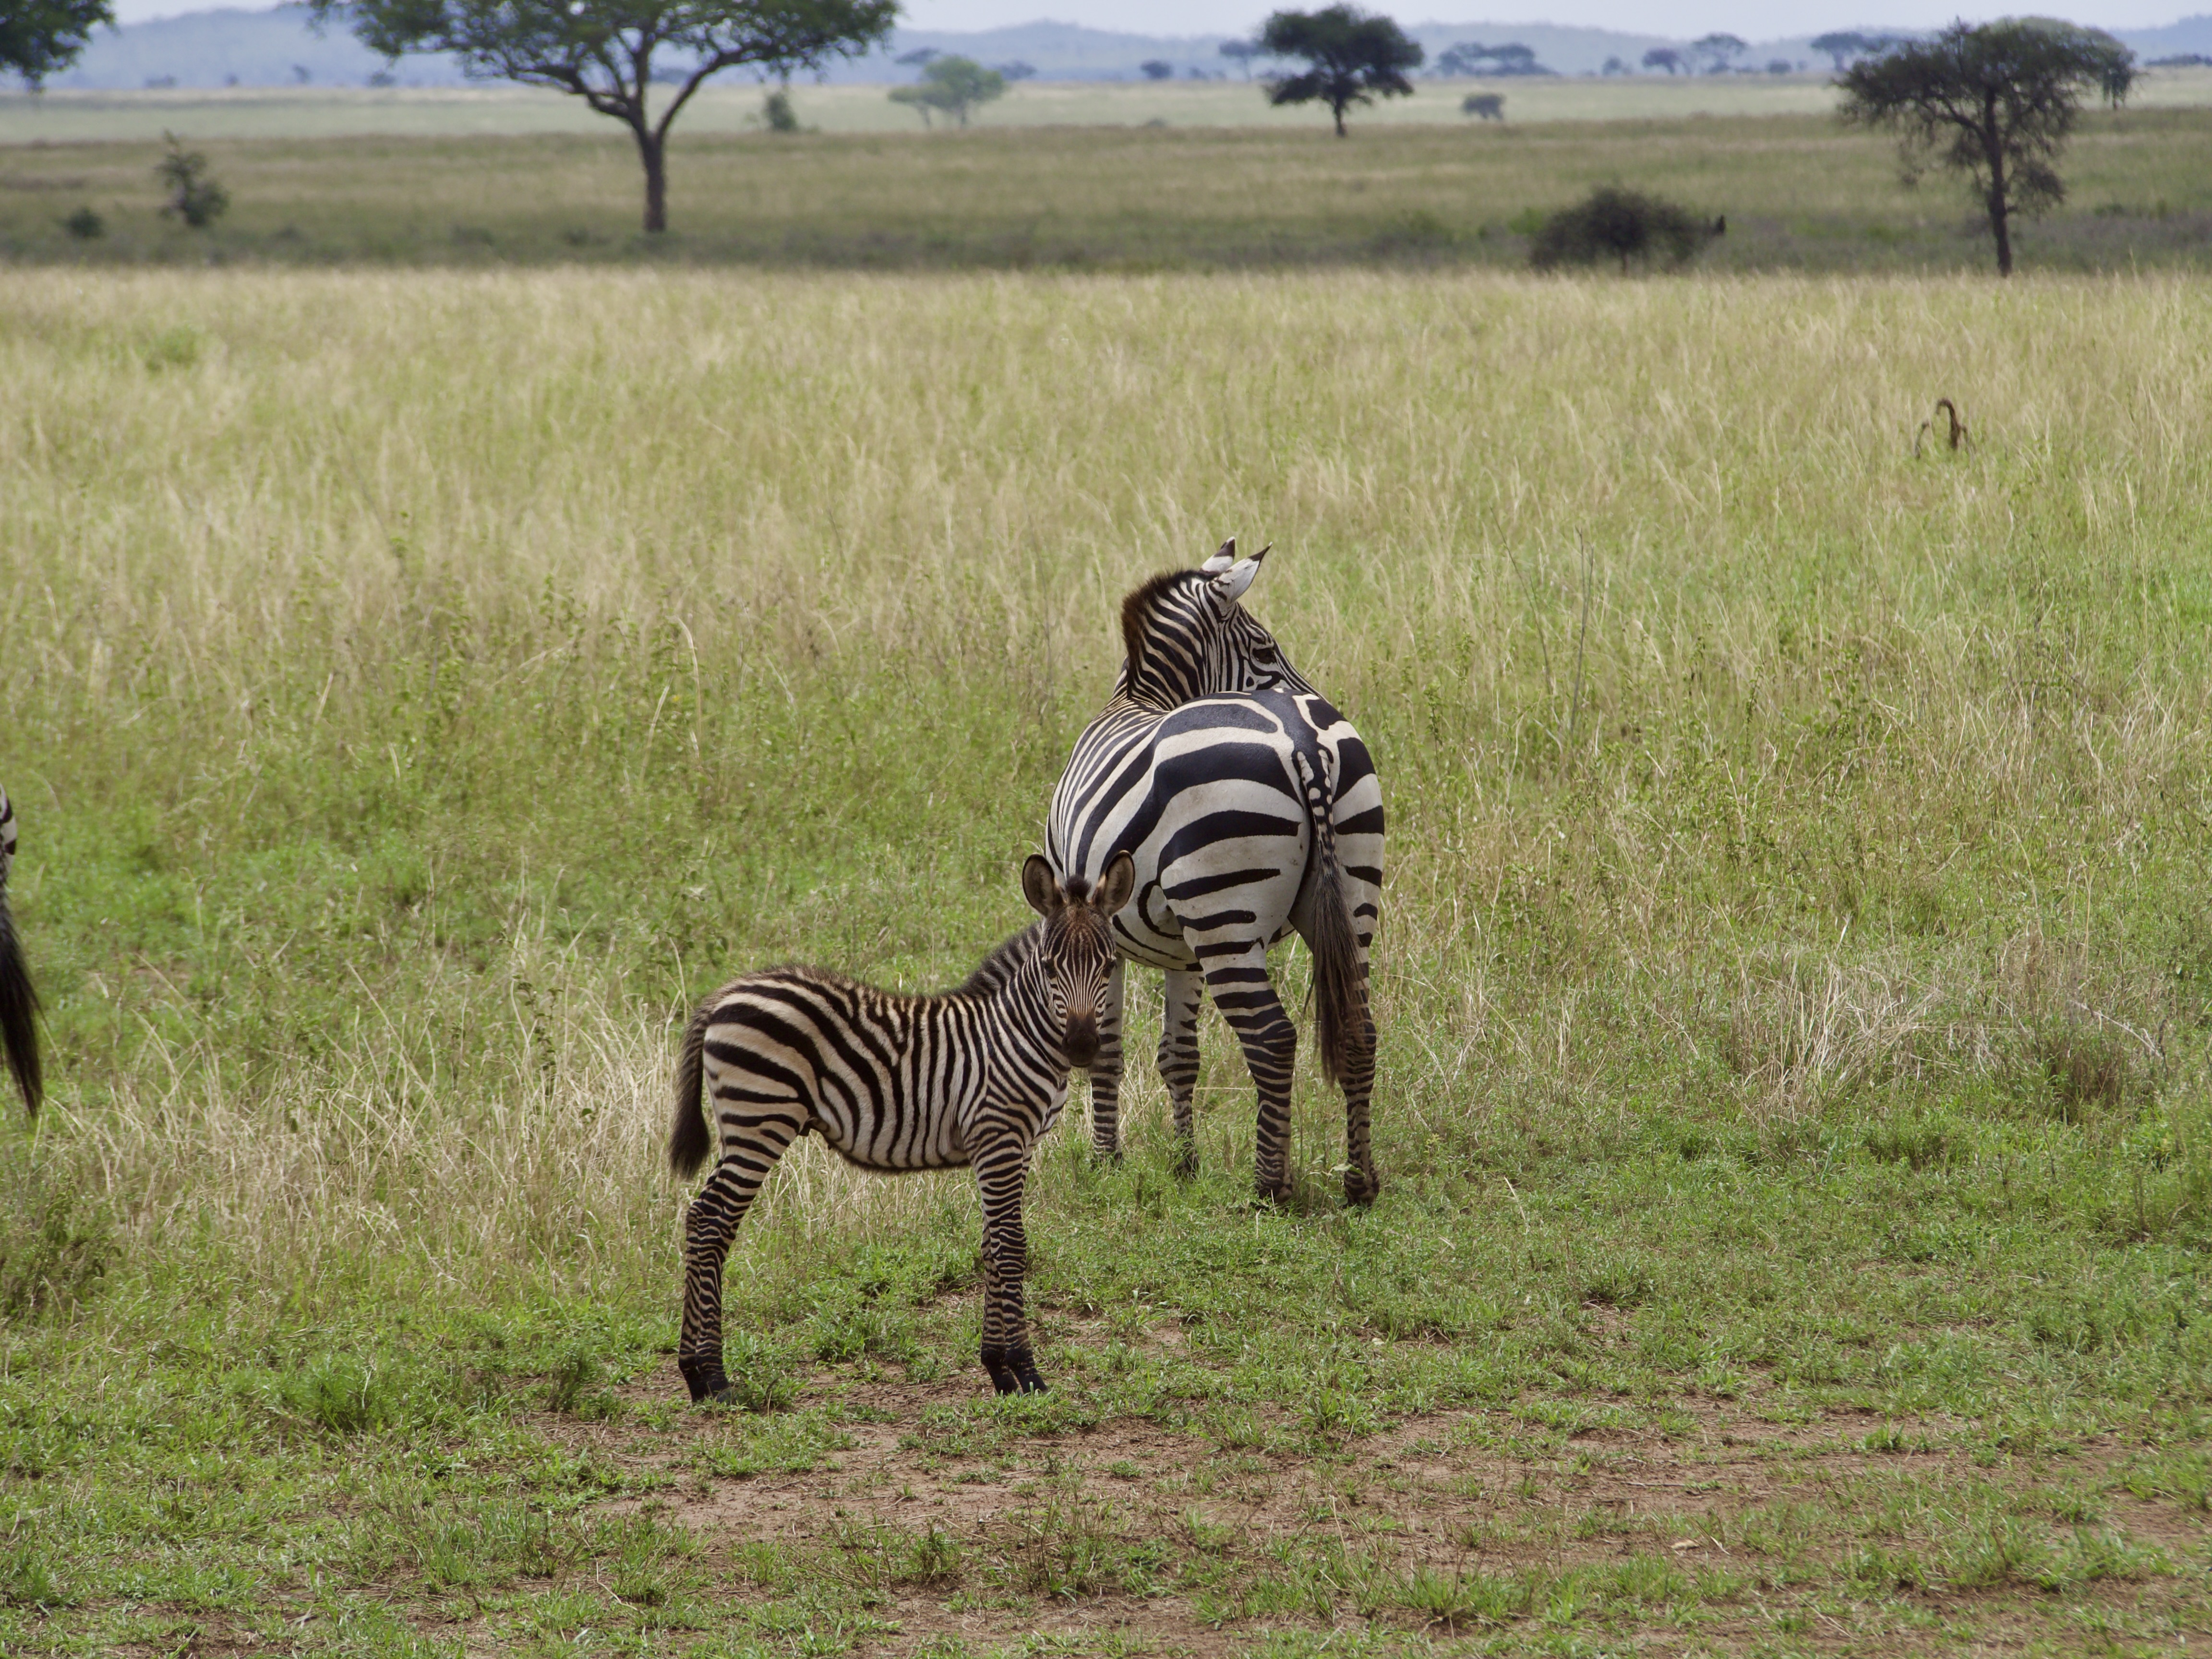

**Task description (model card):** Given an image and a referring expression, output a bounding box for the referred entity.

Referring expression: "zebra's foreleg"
[677,1115,799,1403]
[972,1134,1046,1395]
[1085,957,1127,1161]
[1201,947,1298,1204]
[1158,968,1203,1178]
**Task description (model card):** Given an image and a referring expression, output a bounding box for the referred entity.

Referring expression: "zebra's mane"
[1120,568,1201,683]
[947,921,1042,998]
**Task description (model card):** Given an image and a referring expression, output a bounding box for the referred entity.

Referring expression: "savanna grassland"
[3,97,2211,272]
[3,267,2211,1658]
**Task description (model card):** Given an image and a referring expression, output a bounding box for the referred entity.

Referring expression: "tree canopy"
[889,54,1006,126]
[1692,32,1746,73]
[1259,5,1422,136]
[1838,18,2135,276]
[313,0,895,233]
[1,0,113,88]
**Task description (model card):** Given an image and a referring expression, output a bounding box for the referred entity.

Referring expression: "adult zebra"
[1047,542,1383,1205]
[0,786,41,1116]
[668,852,1134,1402]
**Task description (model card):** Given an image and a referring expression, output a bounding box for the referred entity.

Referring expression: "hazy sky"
[108,0,2196,40]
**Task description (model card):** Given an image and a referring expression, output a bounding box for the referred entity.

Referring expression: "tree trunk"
[1332,100,1347,136]
[1982,98,2010,277]
[637,127,668,234]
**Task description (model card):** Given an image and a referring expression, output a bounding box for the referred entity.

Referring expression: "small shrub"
[544,1341,605,1413]
[1462,93,1504,120]
[0,1142,112,1321]
[762,87,799,131]
[1529,185,1710,273]
[61,206,104,239]
[156,132,228,229]
[0,1536,69,1608]
[142,325,202,371]
[714,1331,798,1412]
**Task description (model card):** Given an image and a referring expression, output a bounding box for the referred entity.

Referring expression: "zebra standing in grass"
[1047,541,1383,1205]
[667,852,1135,1403]
[0,787,41,1116]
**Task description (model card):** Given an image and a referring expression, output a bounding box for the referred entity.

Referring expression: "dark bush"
[62,205,103,239]
[1528,185,1709,273]
[156,132,228,229]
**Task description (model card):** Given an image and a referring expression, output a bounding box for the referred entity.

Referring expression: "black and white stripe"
[667,853,1135,1402]
[1047,542,1383,1204]
[0,786,41,1116]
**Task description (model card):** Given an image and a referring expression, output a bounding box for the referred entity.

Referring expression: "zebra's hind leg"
[1158,968,1203,1178]
[972,1132,1046,1394]
[678,1116,801,1403]
[1201,947,1298,1204]
[1085,957,1128,1161]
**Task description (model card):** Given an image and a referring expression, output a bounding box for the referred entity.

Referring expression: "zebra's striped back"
[692,955,1062,1173]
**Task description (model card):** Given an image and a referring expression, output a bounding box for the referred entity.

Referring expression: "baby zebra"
[668,853,1135,1403]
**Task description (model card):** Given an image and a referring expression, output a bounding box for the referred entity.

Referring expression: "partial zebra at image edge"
[0,786,41,1117]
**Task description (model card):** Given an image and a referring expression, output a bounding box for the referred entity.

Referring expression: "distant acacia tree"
[1811,30,1876,72]
[890,54,1005,127]
[1601,54,1626,76]
[1139,57,1173,80]
[1641,47,1683,75]
[1259,5,1422,136]
[314,0,894,233]
[1219,37,1259,78]
[1,0,112,87]
[1693,32,1746,73]
[996,59,1035,80]
[1839,19,2135,276]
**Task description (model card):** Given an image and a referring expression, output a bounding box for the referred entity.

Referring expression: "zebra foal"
[0,786,41,1116]
[667,852,1135,1403]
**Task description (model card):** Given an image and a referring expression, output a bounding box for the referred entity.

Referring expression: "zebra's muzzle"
[1063,1015,1099,1069]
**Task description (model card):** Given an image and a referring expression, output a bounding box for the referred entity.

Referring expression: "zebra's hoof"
[678,1356,731,1404]
[1343,1171,1381,1207]
[982,1345,1048,1395]
[1172,1148,1198,1180]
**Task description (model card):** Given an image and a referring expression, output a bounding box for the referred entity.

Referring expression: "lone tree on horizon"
[1839,18,2135,276]
[1,0,113,87]
[889,53,1005,126]
[1259,5,1422,136]
[313,0,894,233]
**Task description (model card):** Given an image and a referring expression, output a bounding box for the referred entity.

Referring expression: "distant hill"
[43,6,2212,91]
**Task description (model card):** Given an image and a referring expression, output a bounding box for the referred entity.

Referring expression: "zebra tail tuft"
[1294,751,1367,1087]
[0,891,40,1117]
[669,997,714,1178]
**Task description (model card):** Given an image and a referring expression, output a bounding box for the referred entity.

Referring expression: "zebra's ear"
[1200,538,1236,575]
[1021,854,1061,918]
[1094,851,1137,915]
[1210,554,1262,609]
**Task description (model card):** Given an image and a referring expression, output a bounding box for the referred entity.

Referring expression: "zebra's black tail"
[1293,750,1369,1087]
[668,996,713,1178]
[0,890,40,1117]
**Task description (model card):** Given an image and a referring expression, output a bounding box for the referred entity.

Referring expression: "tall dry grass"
[3,267,2209,1311]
